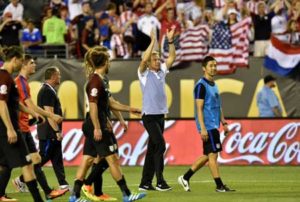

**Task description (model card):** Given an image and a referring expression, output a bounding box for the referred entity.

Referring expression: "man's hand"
[200,129,209,142]
[52,113,63,124]
[130,107,141,117]
[56,131,63,141]
[166,26,175,42]
[94,128,102,141]
[223,123,229,136]
[34,112,46,124]
[7,128,17,144]
[120,120,128,132]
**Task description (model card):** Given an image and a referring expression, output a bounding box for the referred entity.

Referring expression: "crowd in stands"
[0,0,299,59]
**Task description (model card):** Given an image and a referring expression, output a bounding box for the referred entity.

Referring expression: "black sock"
[183,169,195,181]
[117,176,131,196]
[85,160,109,186]
[73,179,84,198]
[26,179,44,202]
[34,164,52,195]
[20,175,24,183]
[0,166,12,197]
[93,160,109,196]
[214,178,224,188]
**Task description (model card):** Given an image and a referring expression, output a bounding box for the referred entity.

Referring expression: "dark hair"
[107,2,116,10]
[1,46,23,61]
[202,56,216,68]
[84,46,109,77]
[264,75,276,84]
[45,67,59,80]
[23,54,35,64]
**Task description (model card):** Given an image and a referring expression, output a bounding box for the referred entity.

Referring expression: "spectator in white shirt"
[137,2,161,37]
[3,0,23,21]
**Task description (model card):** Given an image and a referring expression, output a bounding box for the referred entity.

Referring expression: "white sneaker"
[178,175,191,192]
[12,177,28,193]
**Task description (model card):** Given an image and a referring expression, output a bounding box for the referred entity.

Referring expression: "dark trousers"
[39,139,68,186]
[141,114,166,185]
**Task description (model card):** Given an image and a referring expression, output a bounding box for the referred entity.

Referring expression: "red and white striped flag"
[161,24,210,66]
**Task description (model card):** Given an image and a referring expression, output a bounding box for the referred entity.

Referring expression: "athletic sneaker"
[138,184,156,191]
[69,195,91,202]
[0,195,18,201]
[47,189,69,199]
[98,194,117,201]
[11,177,28,193]
[216,185,236,192]
[123,192,146,202]
[178,175,191,192]
[156,181,172,191]
[81,185,100,201]
[59,184,71,191]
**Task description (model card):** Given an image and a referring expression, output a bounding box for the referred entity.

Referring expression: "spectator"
[21,19,43,51]
[0,12,23,46]
[119,1,138,58]
[137,2,161,37]
[71,1,96,57]
[81,17,99,55]
[3,0,23,21]
[110,24,126,59]
[160,7,181,43]
[287,19,300,45]
[50,0,66,15]
[252,1,274,57]
[43,8,67,44]
[177,8,193,32]
[271,0,288,41]
[257,75,282,117]
[98,12,111,51]
[110,0,125,15]
[226,8,239,25]
[68,0,82,20]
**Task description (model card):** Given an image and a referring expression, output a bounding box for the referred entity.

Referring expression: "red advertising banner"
[30,119,300,166]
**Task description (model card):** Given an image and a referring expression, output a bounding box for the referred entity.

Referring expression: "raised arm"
[139,29,156,73]
[166,26,176,69]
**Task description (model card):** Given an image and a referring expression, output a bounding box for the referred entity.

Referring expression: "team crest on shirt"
[216,143,221,149]
[90,88,98,97]
[0,85,8,95]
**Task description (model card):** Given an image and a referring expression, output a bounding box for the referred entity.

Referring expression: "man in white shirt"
[3,0,23,21]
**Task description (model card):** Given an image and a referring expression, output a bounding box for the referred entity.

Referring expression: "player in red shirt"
[12,55,67,200]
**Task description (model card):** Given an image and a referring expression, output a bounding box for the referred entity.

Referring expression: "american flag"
[209,17,252,74]
[161,24,210,66]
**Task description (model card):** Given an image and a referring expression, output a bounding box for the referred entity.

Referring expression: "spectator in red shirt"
[160,7,181,43]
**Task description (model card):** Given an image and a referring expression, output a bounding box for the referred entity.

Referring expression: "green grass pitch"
[6,166,300,202]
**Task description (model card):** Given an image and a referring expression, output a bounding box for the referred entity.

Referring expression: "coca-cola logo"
[31,120,175,165]
[219,122,300,164]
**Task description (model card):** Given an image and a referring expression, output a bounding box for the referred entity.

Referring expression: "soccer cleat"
[178,175,191,192]
[12,177,28,193]
[123,192,146,202]
[81,185,100,201]
[0,195,18,201]
[216,185,236,192]
[98,194,117,201]
[69,195,91,202]
[47,189,69,199]
[138,184,156,191]
[155,181,172,191]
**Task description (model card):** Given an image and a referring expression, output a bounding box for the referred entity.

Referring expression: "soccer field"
[7,166,300,202]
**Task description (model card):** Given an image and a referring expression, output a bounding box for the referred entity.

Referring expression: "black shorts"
[0,131,31,168]
[203,129,222,155]
[22,131,37,153]
[83,131,118,158]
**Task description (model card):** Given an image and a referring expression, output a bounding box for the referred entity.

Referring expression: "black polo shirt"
[37,83,62,140]
[0,21,22,46]
[252,12,274,40]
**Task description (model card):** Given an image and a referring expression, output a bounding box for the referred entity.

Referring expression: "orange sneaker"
[47,189,68,199]
[98,193,117,201]
[0,195,18,201]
